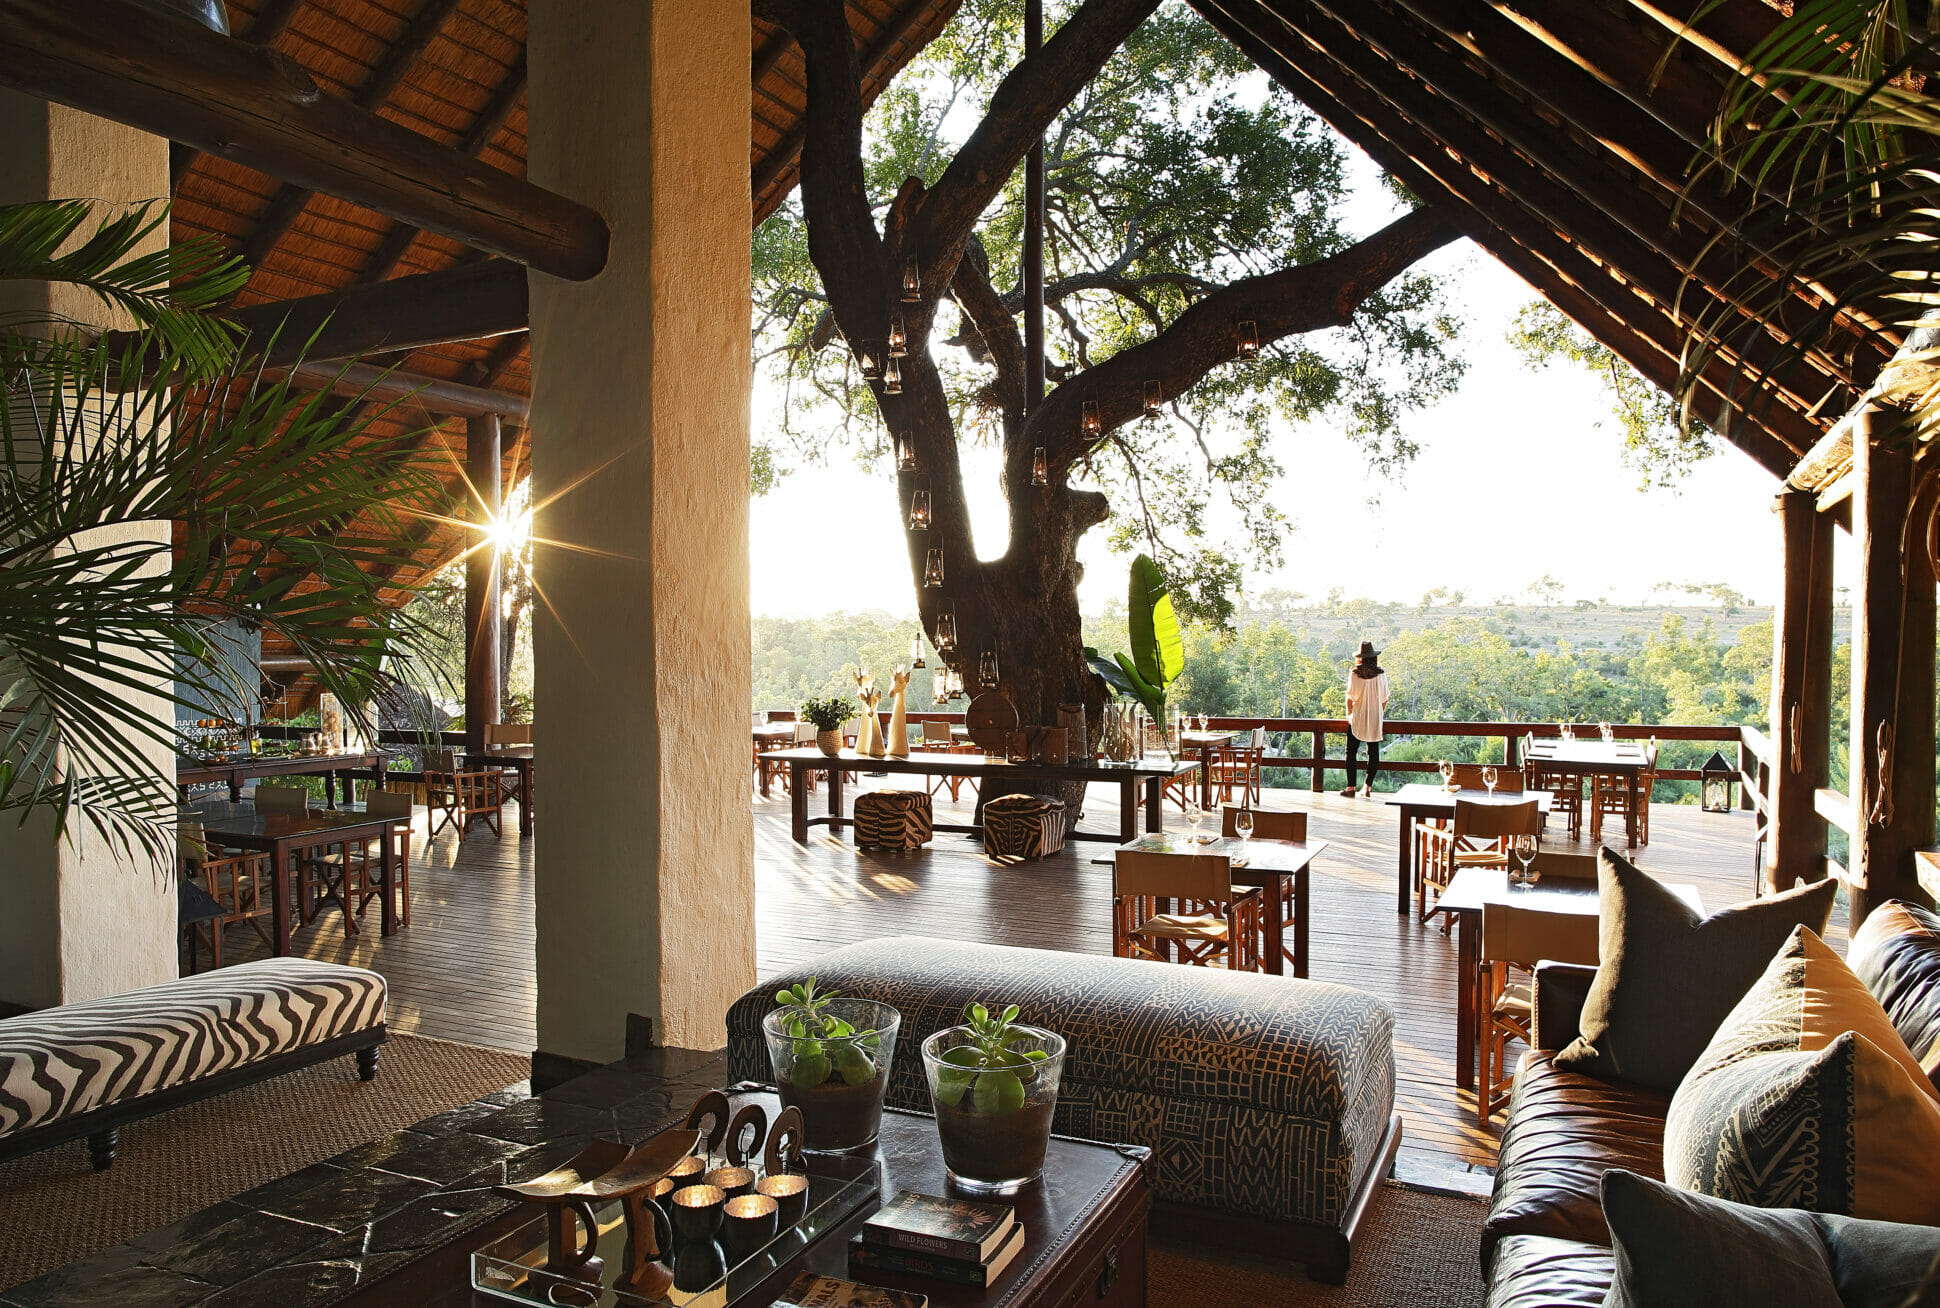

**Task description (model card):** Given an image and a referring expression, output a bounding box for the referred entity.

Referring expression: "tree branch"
[1031,207,1460,465]
[950,236,1027,429]
[916,0,1161,281]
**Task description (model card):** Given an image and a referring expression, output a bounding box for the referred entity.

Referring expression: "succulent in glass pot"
[922,1001,1066,1194]
[762,977,900,1153]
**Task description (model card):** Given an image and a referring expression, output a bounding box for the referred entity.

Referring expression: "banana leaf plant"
[1084,553,1184,757]
[1,198,445,857]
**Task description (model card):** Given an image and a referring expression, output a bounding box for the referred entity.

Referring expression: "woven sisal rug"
[1150,1183,1488,1307]
[0,1032,528,1288]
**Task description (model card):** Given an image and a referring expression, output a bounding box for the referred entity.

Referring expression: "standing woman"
[1342,641,1390,797]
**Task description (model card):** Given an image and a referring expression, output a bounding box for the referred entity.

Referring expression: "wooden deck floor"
[247,778,1805,1173]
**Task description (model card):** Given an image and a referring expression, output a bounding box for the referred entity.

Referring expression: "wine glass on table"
[1438,759,1455,792]
[1512,834,1538,886]
[1482,765,1499,796]
[1184,796,1207,844]
[1232,807,1254,860]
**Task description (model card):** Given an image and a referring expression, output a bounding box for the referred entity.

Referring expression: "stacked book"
[848,1191,1027,1288]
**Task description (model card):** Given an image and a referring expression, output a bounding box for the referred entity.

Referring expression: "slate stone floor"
[0,1048,729,1308]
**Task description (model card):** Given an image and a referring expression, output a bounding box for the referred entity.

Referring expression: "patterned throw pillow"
[1849,900,1940,1096]
[1666,927,1940,1223]
[1554,849,1837,1091]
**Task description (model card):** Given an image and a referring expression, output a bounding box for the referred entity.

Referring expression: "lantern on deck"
[1700,751,1734,813]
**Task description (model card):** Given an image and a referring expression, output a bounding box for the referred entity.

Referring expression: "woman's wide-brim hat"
[1357,641,1380,662]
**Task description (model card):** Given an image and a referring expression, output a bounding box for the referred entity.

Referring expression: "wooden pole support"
[1848,410,1937,921]
[0,0,608,279]
[1767,488,1835,892]
[465,413,504,755]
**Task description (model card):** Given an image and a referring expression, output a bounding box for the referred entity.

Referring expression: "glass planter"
[762,999,900,1153]
[921,1025,1066,1194]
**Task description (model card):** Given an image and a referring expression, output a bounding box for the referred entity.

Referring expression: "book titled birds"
[848,1191,1026,1288]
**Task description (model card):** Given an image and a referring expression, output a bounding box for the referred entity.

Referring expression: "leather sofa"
[1479,903,1940,1306]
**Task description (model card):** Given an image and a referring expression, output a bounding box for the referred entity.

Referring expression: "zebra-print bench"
[0,958,386,1170]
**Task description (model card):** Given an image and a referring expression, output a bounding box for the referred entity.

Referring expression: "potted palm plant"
[0,198,440,852]
[921,1000,1067,1194]
[799,694,857,756]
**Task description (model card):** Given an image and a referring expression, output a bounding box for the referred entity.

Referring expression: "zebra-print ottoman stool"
[0,957,386,1170]
[983,793,1065,862]
[854,789,932,849]
[727,937,1400,1284]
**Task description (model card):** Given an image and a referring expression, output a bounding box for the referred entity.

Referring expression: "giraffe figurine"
[886,666,911,757]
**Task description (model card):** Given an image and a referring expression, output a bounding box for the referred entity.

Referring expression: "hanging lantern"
[908,487,931,531]
[895,432,916,473]
[857,341,883,381]
[1236,320,1260,359]
[883,356,902,394]
[1031,447,1049,486]
[888,313,908,357]
[902,256,922,302]
[923,546,945,587]
[949,667,966,701]
[935,606,957,652]
[910,632,927,669]
[978,649,1000,688]
[1143,379,1163,416]
[1081,399,1102,437]
[1700,751,1734,813]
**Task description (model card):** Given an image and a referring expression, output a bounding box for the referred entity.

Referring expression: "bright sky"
[748,106,1798,620]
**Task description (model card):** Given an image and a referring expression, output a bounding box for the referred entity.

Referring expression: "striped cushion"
[0,958,386,1138]
[984,794,1064,862]
[854,790,932,849]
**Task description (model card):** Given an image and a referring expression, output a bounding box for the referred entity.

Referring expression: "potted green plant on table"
[921,1001,1067,1195]
[799,695,858,757]
[1085,553,1183,760]
[762,977,901,1153]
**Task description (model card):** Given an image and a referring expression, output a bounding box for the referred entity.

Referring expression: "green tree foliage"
[753,0,1464,623]
[1507,300,1715,488]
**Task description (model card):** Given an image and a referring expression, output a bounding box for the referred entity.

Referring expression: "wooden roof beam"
[0,0,609,279]
[1193,0,1810,473]
[224,258,528,367]
[169,0,305,186]
[1310,0,1863,400]
[1263,0,1842,429]
[280,361,530,421]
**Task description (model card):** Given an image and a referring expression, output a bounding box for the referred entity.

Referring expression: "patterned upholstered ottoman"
[0,958,386,1169]
[982,793,1065,862]
[854,789,933,849]
[726,937,1399,1282]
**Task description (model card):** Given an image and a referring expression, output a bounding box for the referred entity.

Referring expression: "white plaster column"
[0,92,177,1009]
[527,0,755,1062]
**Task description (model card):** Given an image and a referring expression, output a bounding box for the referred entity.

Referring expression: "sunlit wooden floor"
[244,775,1804,1173]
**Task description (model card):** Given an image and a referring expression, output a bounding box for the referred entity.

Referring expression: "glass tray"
[472,1151,881,1308]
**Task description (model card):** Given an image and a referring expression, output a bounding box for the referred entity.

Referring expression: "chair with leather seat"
[1112,849,1264,972]
[1416,798,1542,924]
[1478,899,1599,1125]
[1222,806,1307,971]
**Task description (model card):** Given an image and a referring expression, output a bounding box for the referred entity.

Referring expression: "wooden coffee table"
[340,1094,1152,1308]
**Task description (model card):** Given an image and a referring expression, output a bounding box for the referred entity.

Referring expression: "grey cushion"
[1601,1169,1940,1308]
[1551,849,1835,1091]
[725,936,1395,1229]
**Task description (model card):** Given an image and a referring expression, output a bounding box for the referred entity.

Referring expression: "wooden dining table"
[1092,831,1327,978]
[1523,738,1652,846]
[184,798,403,956]
[1436,866,1702,1089]
[1179,729,1241,807]
[176,747,390,807]
[1381,784,1554,914]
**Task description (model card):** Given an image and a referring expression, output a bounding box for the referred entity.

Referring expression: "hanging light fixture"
[883,355,902,394]
[888,313,908,357]
[1143,379,1163,417]
[910,632,927,669]
[1081,399,1102,437]
[857,341,883,381]
[902,256,922,302]
[949,667,967,701]
[923,546,945,587]
[908,487,931,531]
[978,649,1000,689]
[935,606,957,652]
[1236,320,1260,359]
[1031,447,1049,486]
[895,432,916,473]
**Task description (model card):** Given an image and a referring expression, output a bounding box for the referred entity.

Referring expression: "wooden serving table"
[463,746,535,836]
[337,1094,1153,1308]
[1092,832,1328,977]
[176,747,390,808]
[184,798,402,956]
[1179,729,1241,807]
[1435,867,1702,1090]
[1381,784,1553,914]
[769,747,1197,845]
[1524,739,1653,847]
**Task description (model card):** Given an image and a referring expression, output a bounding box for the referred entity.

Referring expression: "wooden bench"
[0,958,386,1170]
